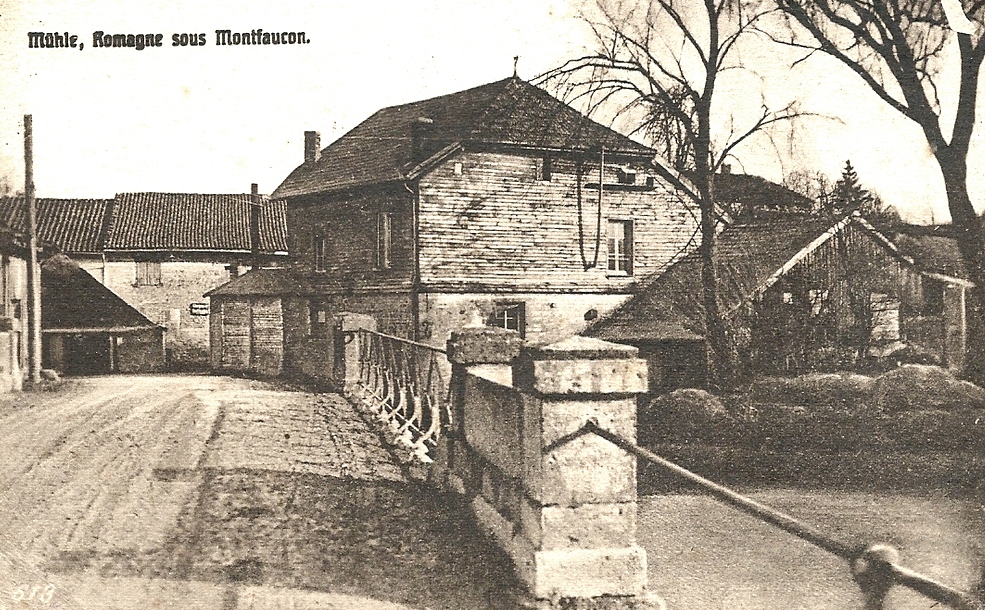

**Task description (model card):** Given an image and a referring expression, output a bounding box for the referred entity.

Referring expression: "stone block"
[514,337,646,396]
[540,398,637,446]
[520,500,637,551]
[518,396,637,505]
[447,327,524,365]
[536,434,636,506]
[528,546,648,599]
[517,358,648,396]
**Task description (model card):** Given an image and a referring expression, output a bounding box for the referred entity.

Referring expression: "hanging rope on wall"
[575,146,605,271]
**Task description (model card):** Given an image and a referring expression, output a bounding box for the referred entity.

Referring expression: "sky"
[0,0,982,224]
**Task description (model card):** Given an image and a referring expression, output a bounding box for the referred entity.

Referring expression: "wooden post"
[24,115,41,385]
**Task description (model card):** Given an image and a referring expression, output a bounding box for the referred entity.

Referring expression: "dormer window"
[617,167,637,185]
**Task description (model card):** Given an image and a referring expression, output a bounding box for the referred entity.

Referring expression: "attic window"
[617,168,637,185]
[453,162,463,176]
[536,156,552,182]
[135,261,162,286]
[646,176,655,187]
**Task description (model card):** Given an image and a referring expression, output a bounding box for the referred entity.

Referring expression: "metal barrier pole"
[563,420,984,610]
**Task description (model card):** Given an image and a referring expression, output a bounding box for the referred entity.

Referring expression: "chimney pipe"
[250,183,261,271]
[720,163,732,175]
[304,131,321,164]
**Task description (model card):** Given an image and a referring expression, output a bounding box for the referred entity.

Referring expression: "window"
[488,302,526,337]
[135,261,162,286]
[313,235,327,272]
[377,212,393,269]
[617,168,637,185]
[606,220,633,275]
[309,302,330,337]
[536,156,552,181]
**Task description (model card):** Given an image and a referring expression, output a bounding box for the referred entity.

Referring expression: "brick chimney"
[411,117,434,162]
[304,131,321,164]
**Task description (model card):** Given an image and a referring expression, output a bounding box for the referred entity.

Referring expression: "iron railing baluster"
[350,328,449,460]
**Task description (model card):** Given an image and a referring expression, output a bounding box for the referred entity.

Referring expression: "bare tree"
[783,167,834,210]
[772,0,985,382]
[538,0,799,386]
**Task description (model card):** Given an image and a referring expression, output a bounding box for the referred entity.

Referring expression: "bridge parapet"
[443,329,661,609]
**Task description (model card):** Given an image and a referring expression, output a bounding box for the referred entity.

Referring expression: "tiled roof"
[712,173,814,217]
[42,255,160,331]
[587,215,869,343]
[104,193,289,252]
[205,267,306,297]
[891,232,968,280]
[272,77,654,198]
[0,197,111,253]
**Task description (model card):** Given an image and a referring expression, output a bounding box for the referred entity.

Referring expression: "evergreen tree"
[832,160,873,215]
[829,160,900,229]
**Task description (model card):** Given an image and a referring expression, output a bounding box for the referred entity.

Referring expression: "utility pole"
[24,115,41,384]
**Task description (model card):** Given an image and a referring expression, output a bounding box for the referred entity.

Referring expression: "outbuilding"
[206,267,307,377]
[42,255,164,374]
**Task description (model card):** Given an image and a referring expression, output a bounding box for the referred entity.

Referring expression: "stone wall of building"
[81,258,238,369]
[420,292,632,348]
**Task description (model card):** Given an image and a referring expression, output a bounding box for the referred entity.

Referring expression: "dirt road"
[0,375,512,610]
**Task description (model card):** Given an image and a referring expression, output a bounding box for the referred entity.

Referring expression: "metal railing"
[546,420,984,610]
[353,328,450,460]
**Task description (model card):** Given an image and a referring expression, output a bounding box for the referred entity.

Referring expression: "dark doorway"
[63,333,112,375]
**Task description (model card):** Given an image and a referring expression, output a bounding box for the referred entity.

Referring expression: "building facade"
[272,77,699,362]
[0,193,289,370]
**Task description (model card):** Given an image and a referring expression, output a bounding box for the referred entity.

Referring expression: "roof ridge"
[116,192,271,198]
[463,76,525,142]
[376,77,515,114]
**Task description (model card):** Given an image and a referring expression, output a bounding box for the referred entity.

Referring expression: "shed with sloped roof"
[41,255,165,374]
[586,213,970,392]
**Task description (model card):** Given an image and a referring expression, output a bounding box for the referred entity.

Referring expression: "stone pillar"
[332,312,377,390]
[510,336,656,608]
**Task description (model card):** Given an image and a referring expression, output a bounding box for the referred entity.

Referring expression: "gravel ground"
[0,375,513,610]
